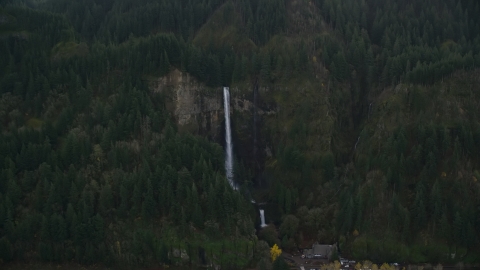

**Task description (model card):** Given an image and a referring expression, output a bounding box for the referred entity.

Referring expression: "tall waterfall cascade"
[253,82,258,167]
[223,87,236,190]
[224,87,264,224]
[259,209,267,227]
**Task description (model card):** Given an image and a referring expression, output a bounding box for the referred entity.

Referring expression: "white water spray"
[259,209,267,227]
[224,87,263,220]
[354,136,360,150]
[223,87,236,190]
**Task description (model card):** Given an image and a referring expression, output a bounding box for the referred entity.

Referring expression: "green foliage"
[351,235,410,263]
[0,237,13,262]
[0,3,257,268]
[279,215,299,239]
[259,226,280,247]
[2,0,480,267]
[321,152,335,181]
[272,255,289,270]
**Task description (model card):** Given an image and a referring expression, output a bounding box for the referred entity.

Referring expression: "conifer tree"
[99,183,114,216]
[142,179,156,220]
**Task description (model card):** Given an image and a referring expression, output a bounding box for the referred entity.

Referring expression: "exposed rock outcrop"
[150,70,279,178]
[151,69,224,140]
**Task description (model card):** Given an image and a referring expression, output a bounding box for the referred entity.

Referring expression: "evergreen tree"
[142,179,156,220]
[453,211,464,245]
[99,183,114,216]
[272,256,289,270]
[0,237,13,262]
[322,152,335,181]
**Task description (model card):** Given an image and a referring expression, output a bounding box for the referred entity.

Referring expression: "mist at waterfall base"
[252,203,283,230]
[223,87,282,229]
[223,87,268,230]
[259,209,267,227]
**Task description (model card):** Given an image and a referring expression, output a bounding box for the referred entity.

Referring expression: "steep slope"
[193,2,256,52]
[343,70,480,263]
[184,0,480,263]
[1,0,480,268]
[0,5,257,268]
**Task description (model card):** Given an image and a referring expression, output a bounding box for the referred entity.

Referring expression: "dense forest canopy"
[0,0,480,268]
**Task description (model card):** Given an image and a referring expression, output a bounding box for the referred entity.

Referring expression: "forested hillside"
[0,2,257,268]
[1,0,480,268]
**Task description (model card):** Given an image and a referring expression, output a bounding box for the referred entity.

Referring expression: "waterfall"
[253,80,258,169]
[224,86,263,223]
[354,136,360,150]
[259,209,267,227]
[223,87,236,190]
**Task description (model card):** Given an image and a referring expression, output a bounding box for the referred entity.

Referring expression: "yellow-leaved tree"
[321,261,341,270]
[270,244,282,262]
[380,263,394,270]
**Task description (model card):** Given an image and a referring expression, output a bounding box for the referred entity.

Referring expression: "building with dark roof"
[302,242,337,261]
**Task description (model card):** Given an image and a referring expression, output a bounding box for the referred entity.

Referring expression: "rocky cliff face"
[150,70,277,133]
[150,70,278,176]
[150,69,224,140]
